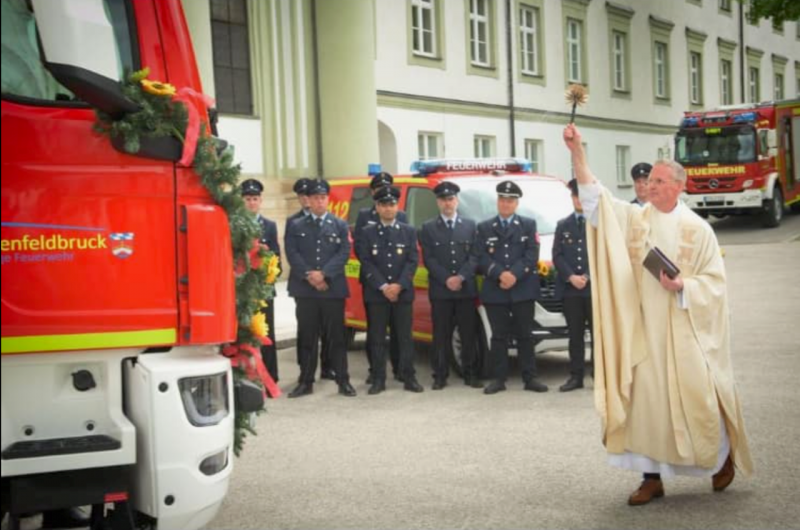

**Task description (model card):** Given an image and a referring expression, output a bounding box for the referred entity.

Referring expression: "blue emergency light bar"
[410,158,532,175]
[732,111,757,123]
[681,116,700,127]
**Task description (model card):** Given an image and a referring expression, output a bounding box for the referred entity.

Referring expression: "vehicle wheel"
[448,310,489,378]
[762,186,784,228]
[790,201,800,214]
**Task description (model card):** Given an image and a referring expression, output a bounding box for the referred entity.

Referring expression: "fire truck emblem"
[109,232,134,259]
[708,179,720,189]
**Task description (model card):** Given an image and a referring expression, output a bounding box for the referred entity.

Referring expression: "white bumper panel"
[125,348,233,530]
[1,350,136,477]
[683,189,765,210]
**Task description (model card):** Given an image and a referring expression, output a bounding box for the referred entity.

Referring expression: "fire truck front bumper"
[683,189,765,212]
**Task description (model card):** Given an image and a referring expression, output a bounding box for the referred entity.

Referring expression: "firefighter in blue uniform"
[630,162,651,206]
[287,177,336,380]
[284,179,356,398]
[552,179,593,392]
[357,185,424,395]
[475,180,548,394]
[287,177,313,223]
[241,178,281,384]
[418,181,481,389]
[353,172,408,383]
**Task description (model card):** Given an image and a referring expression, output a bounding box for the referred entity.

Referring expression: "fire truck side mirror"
[758,129,778,161]
[234,379,265,414]
[31,0,139,119]
[766,130,777,150]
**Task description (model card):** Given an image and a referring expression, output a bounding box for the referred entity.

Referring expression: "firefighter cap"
[631,162,653,181]
[496,180,523,198]
[307,179,330,196]
[293,178,313,196]
[370,171,394,190]
[374,185,401,204]
[433,181,460,198]
[241,179,264,196]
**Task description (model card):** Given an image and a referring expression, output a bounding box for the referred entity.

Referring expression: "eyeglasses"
[647,178,678,186]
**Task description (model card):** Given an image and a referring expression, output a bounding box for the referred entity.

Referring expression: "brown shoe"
[712,454,735,492]
[628,478,665,506]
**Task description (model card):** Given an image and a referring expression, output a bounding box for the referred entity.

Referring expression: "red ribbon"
[222,342,282,399]
[173,87,215,166]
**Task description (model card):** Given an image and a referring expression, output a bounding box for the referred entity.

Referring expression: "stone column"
[315,0,379,177]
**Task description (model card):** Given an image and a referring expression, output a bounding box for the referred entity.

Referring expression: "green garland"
[94,68,274,455]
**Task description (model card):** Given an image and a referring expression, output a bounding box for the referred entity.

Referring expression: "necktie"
[501,219,508,230]
[446,219,454,230]
[315,217,322,229]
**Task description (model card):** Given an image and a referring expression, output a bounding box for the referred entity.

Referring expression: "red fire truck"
[2,2,257,529]
[676,99,800,227]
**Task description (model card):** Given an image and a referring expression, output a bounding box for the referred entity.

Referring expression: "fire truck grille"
[693,177,738,190]
[539,278,563,313]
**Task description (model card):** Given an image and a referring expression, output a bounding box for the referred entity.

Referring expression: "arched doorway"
[378,121,398,175]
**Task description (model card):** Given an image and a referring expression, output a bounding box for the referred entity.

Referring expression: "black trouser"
[485,302,536,383]
[260,300,278,382]
[363,298,400,376]
[562,295,593,378]
[366,301,415,382]
[295,298,349,385]
[431,298,478,382]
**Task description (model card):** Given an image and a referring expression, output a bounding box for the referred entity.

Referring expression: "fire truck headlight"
[742,179,754,189]
[179,373,229,427]
[199,448,230,476]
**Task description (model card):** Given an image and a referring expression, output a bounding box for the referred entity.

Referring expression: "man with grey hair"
[563,124,753,506]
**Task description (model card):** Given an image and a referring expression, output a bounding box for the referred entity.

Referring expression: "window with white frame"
[474,135,495,158]
[654,41,668,98]
[418,132,443,160]
[616,146,631,185]
[774,73,784,100]
[469,0,491,66]
[411,0,437,57]
[690,51,702,104]
[524,139,543,173]
[519,5,540,75]
[566,18,583,83]
[613,31,627,91]
[721,59,733,105]
[748,66,760,102]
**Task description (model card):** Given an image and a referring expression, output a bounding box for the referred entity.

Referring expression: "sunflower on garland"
[537,260,558,283]
[94,67,277,455]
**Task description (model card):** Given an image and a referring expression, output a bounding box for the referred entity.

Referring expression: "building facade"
[182,0,800,203]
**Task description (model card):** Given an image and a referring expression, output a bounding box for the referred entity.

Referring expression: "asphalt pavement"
[212,240,800,529]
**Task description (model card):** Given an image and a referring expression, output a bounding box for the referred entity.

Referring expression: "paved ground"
[212,241,800,529]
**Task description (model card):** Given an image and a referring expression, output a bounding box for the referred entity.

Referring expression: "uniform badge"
[397,248,403,255]
[489,248,495,254]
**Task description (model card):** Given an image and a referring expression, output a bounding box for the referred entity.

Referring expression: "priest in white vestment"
[563,124,753,506]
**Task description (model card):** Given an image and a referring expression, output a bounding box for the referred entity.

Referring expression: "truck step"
[1,435,121,460]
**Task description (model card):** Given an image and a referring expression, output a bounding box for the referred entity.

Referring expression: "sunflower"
[250,312,268,338]
[265,255,281,284]
[538,261,550,277]
[140,79,176,97]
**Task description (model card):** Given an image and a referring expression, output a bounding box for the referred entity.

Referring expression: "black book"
[643,246,680,280]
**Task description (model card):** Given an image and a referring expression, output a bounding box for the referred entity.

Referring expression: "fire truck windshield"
[675,125,756,166]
